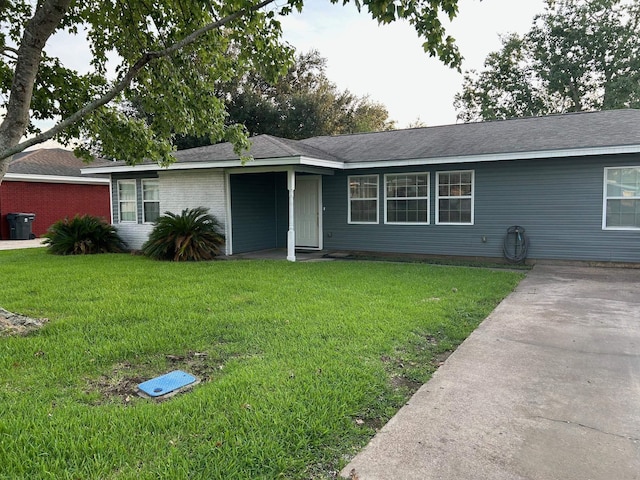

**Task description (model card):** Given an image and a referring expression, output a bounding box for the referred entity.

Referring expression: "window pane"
[621,168,640,191]
[387,199,428,223]
[120,202,137,222]
[349,176,378,223]
[349,178,363,199]
[118,182,136,201]
[350,176,377,199]
[351,200,377,222]
[144,202,160,223]
[608,167,640,197]
[365,182,378,198]
[606,199,640,228]
[439,173,450,185]
[143,181,159,201]
[438,195,472,223]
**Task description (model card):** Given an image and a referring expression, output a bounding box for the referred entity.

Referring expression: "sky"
[280,0,546,128]
[31,0,547,149]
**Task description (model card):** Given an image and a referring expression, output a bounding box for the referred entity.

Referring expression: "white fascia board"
[4,173,110,185]
[298,156,344,169]
[81,143,640,174]
[343,144,640,169]
[226,164,336,176]
[82,155,344,174]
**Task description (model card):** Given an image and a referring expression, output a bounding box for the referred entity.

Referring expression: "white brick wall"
[116,223,154,250]
[158,169,227,224]
[158,169,228,253]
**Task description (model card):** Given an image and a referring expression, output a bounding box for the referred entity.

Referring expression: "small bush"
[142,207,225,261]
[43,215,126,255]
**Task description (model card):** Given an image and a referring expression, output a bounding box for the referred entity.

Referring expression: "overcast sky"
[280,0,546,128]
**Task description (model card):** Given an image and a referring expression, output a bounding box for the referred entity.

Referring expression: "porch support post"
[287,169,296,262]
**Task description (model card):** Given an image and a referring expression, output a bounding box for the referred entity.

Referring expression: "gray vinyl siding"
[230,172,287,254]
[322,154,640,263]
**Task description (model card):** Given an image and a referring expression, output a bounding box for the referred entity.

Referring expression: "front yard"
[0,249,522,479]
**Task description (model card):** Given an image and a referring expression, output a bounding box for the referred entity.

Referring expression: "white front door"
[294,176,321,248]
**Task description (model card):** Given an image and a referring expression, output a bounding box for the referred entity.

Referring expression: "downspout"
[287,169,296,262]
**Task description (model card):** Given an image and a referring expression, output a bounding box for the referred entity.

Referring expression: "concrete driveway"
[0,239,45,250]
[341,265,640,480]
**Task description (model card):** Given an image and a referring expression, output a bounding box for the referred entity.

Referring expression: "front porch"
[223,248,333,262]
[227,168,328,262]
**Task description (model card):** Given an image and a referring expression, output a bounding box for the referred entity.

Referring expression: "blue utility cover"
[138,370,197,397]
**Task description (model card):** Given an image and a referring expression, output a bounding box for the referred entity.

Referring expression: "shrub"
[43,215,126,255]
[142,207,225,261]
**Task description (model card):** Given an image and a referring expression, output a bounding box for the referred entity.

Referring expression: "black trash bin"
[7,213,36,240]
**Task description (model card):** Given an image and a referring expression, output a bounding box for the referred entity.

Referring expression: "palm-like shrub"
[43,215,126,255]
[142,207,225,261]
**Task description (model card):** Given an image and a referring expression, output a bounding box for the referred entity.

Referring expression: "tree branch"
[2,45,19,55]
[0,0,279,161]
[0,0,72,150]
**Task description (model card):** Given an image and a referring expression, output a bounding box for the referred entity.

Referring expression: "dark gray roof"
[9,148,113,176]
[299,109,640,163]
[173,134,341,163]
[83,109,640,172]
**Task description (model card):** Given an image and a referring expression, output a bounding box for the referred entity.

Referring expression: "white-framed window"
[348,175,379,224]
[384,173,429,224]
[117,180,137,223]
[436,170,474,225]
[142,179,160,223]
[603,166,640,230]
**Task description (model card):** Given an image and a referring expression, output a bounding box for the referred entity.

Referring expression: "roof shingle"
[83,109,640,170]
[9,149,112,177]
[299,109,640,162]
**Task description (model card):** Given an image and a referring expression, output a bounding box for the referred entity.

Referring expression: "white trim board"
[80,144,640,175]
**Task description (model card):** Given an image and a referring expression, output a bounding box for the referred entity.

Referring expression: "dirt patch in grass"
[0,307,47,336]
[87,351,227,404]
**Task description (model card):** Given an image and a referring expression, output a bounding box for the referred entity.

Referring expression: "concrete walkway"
[0,239,46,250]
[341,265,640,480]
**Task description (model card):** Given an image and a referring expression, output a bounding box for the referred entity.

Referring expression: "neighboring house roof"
[83,109,640,174]
[7,149,111,184]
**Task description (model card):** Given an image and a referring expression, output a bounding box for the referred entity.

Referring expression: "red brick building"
[0,149,111,239]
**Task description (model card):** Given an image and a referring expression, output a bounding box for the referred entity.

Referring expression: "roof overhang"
[4,173,110,185]
[80,143,640,175]
[81,155,343,175]
[343,144,640,169]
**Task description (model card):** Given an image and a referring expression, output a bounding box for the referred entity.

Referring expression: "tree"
[454,0,640,122]
[175,50,394,148]
[0,0,463,186]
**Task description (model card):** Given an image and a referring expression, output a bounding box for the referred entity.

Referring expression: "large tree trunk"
[0,0,71,185]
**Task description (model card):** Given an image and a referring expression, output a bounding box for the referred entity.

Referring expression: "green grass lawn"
[0,249,523,479]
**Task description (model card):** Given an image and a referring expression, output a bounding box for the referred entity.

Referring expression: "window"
[436,170,474,224]
[142,179,160,223]
[117,180,137,222]
[603,167,640,229]
[349,175,378,223]
[385,173,429,224]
